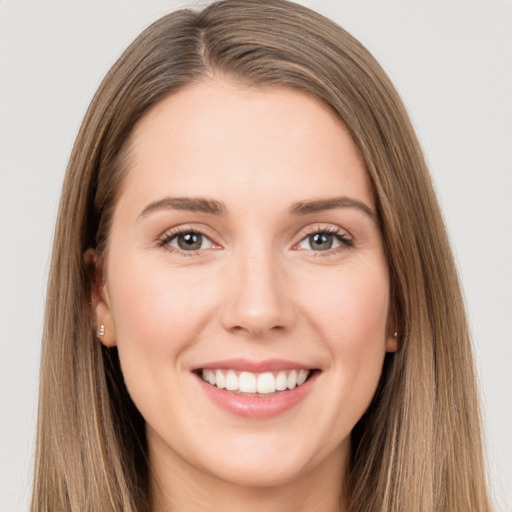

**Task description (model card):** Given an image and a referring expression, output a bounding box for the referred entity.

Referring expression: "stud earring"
[393,331,398,338]
[97,324,105,337]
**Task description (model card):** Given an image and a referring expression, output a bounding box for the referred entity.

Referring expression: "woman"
[31,0,493,510]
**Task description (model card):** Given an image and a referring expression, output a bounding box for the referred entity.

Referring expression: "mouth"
[195,368,314,396]
[192,361,320,418]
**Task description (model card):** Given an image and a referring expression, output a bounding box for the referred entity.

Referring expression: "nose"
[221,248,296,337]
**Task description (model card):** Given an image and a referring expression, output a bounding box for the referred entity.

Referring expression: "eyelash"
[298,226,354,255]
[157,225,353,256]
[157,226,216,256]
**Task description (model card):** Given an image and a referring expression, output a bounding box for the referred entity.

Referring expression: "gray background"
[1,1,511,510]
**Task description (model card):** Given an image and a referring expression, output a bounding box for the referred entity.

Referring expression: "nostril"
[220,274,296,336]
[227,323,287,337]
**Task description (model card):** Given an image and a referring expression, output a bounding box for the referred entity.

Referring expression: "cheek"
[302,258,389,332]
[106,254,220,375]
[298,260,389,391]
[105,253,224,423]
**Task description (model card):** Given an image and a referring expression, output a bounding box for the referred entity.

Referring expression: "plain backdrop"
[1,1,511,511]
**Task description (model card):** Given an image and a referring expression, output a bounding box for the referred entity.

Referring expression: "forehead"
[118,79,373,213]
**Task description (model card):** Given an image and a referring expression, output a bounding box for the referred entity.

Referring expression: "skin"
[92,79,397,512]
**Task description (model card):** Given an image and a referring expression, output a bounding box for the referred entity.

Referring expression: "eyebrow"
[138,195,376,220]
[138,197,225,219]
[289,197,376,218]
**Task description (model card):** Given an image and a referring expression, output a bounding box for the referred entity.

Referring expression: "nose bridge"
[221,236,293,336]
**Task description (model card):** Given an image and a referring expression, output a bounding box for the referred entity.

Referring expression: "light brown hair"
[32,1,492,510]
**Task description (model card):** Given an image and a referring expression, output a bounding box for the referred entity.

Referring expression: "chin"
[190,430,344,489]
[203,454,311,489]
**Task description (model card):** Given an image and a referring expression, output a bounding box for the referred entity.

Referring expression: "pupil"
[178,233,202,250]
[310,233,332,250]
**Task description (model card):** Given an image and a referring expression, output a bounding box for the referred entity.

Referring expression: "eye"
[162,231,216,252]
[296,229,352,252]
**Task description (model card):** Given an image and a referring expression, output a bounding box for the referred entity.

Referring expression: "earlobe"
[84,248,116,347]
[385,307,399,352]
[385,330,398,352]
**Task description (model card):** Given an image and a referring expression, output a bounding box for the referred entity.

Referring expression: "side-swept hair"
[32,1,492,510]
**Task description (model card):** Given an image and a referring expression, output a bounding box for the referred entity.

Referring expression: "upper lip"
[191,358,315,373]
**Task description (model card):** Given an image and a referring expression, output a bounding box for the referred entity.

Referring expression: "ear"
[385,310,399,353]
[385,330,398,353]
[84,248,116,347]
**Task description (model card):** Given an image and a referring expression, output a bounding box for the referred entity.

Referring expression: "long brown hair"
[32,1,492,510]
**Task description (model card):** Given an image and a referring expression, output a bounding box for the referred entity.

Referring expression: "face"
[94,80,396,491]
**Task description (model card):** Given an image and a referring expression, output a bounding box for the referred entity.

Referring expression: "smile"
[193,361,320,419]
[200,369,311,395]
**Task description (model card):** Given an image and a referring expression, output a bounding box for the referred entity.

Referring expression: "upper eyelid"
[302,225,345,235]
[299,223,352,240]
[158,224,219,242]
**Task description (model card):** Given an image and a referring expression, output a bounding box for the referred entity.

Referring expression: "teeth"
[275,371,287,391]
[200,369,311,394]
[287,370,297,389]
[297,369,308,386]
[226,370,238,391]
[257,372,275,394]
[216,370,226,389]
[239,371,257,393]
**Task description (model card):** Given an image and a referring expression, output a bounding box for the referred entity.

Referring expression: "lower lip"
[194,371,319,419]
